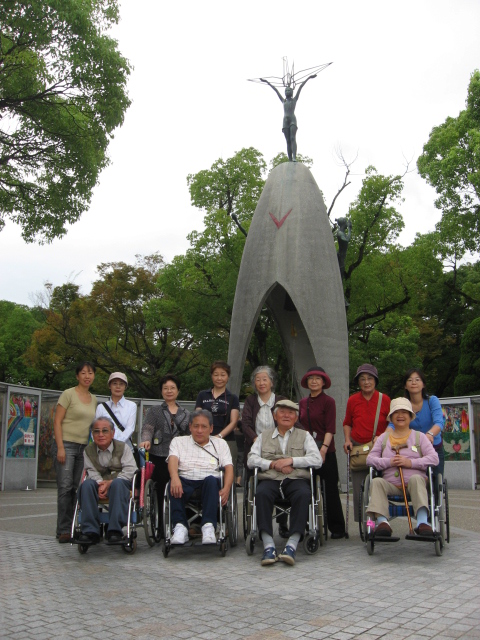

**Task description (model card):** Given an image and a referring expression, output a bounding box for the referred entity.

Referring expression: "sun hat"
[300,366,332,389]
[354,363,378,385]
[274,399,299,412]
[108,372,128,387]
[387,397,416,421]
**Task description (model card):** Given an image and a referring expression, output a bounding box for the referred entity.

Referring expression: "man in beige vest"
[77,417,137,545]
[248,399,322,566]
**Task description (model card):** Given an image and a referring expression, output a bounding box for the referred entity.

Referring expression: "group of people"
[52,358,445,565]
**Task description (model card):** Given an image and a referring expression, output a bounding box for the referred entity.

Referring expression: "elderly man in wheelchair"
[76,416,137,545]
[247,399,322,567]
[365,397,439,539]
[167,409,234,546]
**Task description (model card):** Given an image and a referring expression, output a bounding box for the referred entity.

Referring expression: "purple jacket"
[366,431,439,486]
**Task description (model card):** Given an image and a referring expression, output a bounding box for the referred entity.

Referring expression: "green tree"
[417,70,480,256]
[0,0,131,242]
[27,255,199,397]
[455,317,480,395]
[0,300,44,385]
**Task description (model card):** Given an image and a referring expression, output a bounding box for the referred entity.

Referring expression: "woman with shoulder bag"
[139,374,190,533]
[342,364,390,522]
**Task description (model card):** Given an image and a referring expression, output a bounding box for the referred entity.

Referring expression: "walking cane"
[345,450,350,539]
[394,444,414,535]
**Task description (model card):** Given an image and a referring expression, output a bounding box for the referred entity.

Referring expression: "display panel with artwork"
[6,392,39,458]
[442,404,471,461]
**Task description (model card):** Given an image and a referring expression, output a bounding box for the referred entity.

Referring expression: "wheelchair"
[71,447,161,554]
[359,466,450,557]
[243,467,327,556]
[162,468,238,558]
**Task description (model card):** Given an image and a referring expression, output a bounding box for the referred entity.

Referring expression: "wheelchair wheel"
[246,532,255,556]
[303,533,319,555]
[78,544,89,555]
[435,536,443,557]
[315,474,325,547]
[444,478,450,543]
[366,539,374,555]
[359,474,371,543]
[321,479,328,543]
[227,487,238,547]
[243,476,253,541]
[163,485,171,541]
[220,541,227,557]
[143,479,159,547]
[122,538,137,554]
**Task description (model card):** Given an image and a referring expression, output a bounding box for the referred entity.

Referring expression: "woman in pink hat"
[299,366,346,539]
[343,364,391,522]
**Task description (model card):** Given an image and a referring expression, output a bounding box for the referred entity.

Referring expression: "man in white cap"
[248,399,322,567]
[95,372,137,450]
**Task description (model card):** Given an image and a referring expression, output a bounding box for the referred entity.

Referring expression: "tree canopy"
[417,70,480,257]
[0,0,131,242]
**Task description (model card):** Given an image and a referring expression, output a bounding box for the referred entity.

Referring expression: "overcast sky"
[2,0,480,306]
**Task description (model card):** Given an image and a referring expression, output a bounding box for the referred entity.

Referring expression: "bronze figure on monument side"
[335,216,352,281]
[249,59,332,162]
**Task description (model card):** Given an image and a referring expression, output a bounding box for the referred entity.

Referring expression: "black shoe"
[106,530,124,544]
[278,525,289,539]
[78,532,100,544]
[330,532,346,539]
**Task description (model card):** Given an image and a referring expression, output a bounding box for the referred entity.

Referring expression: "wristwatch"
[427,431,434,436]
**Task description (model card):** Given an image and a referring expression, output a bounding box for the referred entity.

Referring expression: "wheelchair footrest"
[373,535,401,542]
[405,533,440,542]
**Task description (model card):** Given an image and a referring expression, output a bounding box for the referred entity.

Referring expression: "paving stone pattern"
[1,521,480,640]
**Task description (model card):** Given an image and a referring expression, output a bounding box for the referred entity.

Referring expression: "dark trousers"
[170,476,220,529]
[54,441,86,535]
[318,452,346,535]
[77,477,131,535]
[150,454,169,529]
[256,478,311,537]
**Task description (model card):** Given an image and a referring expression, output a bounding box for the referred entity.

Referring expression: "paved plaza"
[0,488,479,640]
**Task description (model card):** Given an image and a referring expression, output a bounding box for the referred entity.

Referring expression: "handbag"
[349,393,383,471]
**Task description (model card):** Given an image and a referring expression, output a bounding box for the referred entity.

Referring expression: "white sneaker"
[202,523,216,545]
[170,523,189,545]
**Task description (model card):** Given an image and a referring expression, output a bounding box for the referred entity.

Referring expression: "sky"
[2,0,480,306]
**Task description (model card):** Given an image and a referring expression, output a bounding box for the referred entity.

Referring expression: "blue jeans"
[54,441,86,535]
[77,478,131,535]
[170,476,221,529]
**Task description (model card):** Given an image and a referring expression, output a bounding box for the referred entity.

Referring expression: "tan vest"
[85,441,125,481]
[258,427,310,481]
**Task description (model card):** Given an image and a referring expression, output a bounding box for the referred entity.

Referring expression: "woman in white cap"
[299,366,345,539]
[365,397,439,537]
[343,364,391,522]
[95,372,137,450]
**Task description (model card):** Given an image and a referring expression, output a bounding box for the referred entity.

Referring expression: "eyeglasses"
[92,429,111,435]
[358,375,374,382]
[407,378,422,383]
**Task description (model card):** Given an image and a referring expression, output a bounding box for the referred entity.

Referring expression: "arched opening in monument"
[244,282,315,400]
